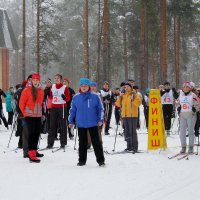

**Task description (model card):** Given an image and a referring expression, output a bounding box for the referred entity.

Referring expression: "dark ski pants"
[104,103,112,132]
[25,117,41,151]
[0,108,8,128]
[8,112,14,125]
[144,106,149,129]
[162,104,173,130]
[123,117,138,150]
[48,107,67,147]
[194,112,200,137]
[78,127,105,164]
[115,107,121,125]
[22,124,29,156]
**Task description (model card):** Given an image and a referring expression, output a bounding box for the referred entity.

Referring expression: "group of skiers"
[143,81,200,154]
[0,72,200,165]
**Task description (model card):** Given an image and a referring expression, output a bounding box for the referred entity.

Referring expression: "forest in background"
[0,0,200,91]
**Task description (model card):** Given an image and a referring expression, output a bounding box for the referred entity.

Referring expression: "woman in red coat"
[19,73,44,163]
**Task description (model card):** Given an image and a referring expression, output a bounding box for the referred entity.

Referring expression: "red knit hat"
[22,80,27,87]
[32,72,40,81]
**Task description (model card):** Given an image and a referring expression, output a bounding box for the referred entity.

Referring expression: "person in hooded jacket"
[69,78,105,166]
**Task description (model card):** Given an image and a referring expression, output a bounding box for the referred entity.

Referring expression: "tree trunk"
[160,0,168,81]
[151,53,156,88]
[122,0,128,80]
[139,0,146,92]
[174,15,181,88]
[22,0,26,79]
[96,0,101,84]
[83,0,89,78]
[37,0,40,73]
[103,0,109,82]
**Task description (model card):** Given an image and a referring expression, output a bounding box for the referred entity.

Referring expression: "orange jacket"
[19,87,44,117]
[116,91,141,118]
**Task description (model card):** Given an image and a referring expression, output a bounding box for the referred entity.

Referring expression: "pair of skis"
[38,146,66,153]
[104,150,144,155]
[168,152,198,160]
[3,147,22,154]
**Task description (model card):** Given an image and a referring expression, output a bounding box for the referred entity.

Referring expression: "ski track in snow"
[0,105,200,200]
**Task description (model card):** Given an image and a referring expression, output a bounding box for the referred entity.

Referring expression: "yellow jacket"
[116,91,141,118]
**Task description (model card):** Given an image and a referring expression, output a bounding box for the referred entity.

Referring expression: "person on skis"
[116,82,141,153]
[160,81,179,136]
[177,81,199,154]
[19,73,44,163]
[47,74,70,149]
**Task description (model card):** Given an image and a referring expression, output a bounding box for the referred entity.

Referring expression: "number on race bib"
[53,96,59,103]
[182,103,190,110]
[164,97,171,103]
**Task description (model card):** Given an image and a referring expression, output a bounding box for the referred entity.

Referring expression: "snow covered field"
[0,106,200,200]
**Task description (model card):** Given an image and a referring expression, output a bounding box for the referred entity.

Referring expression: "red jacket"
[49,83,70,108]
[19,87,44,117]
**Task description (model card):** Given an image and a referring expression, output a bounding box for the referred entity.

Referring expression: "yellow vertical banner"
[148,89,167,150]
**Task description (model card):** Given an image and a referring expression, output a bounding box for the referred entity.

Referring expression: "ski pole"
[196,135,199,155]
[7,118,17,148]
[112,123,119,152]
[74,127,78,150]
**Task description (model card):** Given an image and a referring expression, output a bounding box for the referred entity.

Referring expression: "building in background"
[0,8,18,91]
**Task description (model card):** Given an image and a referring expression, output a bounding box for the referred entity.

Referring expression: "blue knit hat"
[146,88,150,95]
[90,82,97,87]
[79,78,90,86]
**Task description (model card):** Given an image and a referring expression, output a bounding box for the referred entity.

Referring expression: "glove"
[61,94,66,100]
[98,122,103,127]
[177,106,181,114]
[105,94,111,101]
[69,124,74,128]
[192,106,196,113]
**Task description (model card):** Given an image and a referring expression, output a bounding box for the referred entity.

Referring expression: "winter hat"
[22,80,27,87]
[32,72,40,81]
[190,82,195,88]
[146,88,150,95]
[124,82,132,88]
[183,81,192,88]
[79,78,90,86]
[90,82,97,87]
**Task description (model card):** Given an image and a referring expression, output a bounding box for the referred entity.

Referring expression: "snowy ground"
[0,106,200,200]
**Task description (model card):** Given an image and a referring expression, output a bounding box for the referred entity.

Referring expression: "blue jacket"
[6,90,13,112]
[69,91,104,128]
